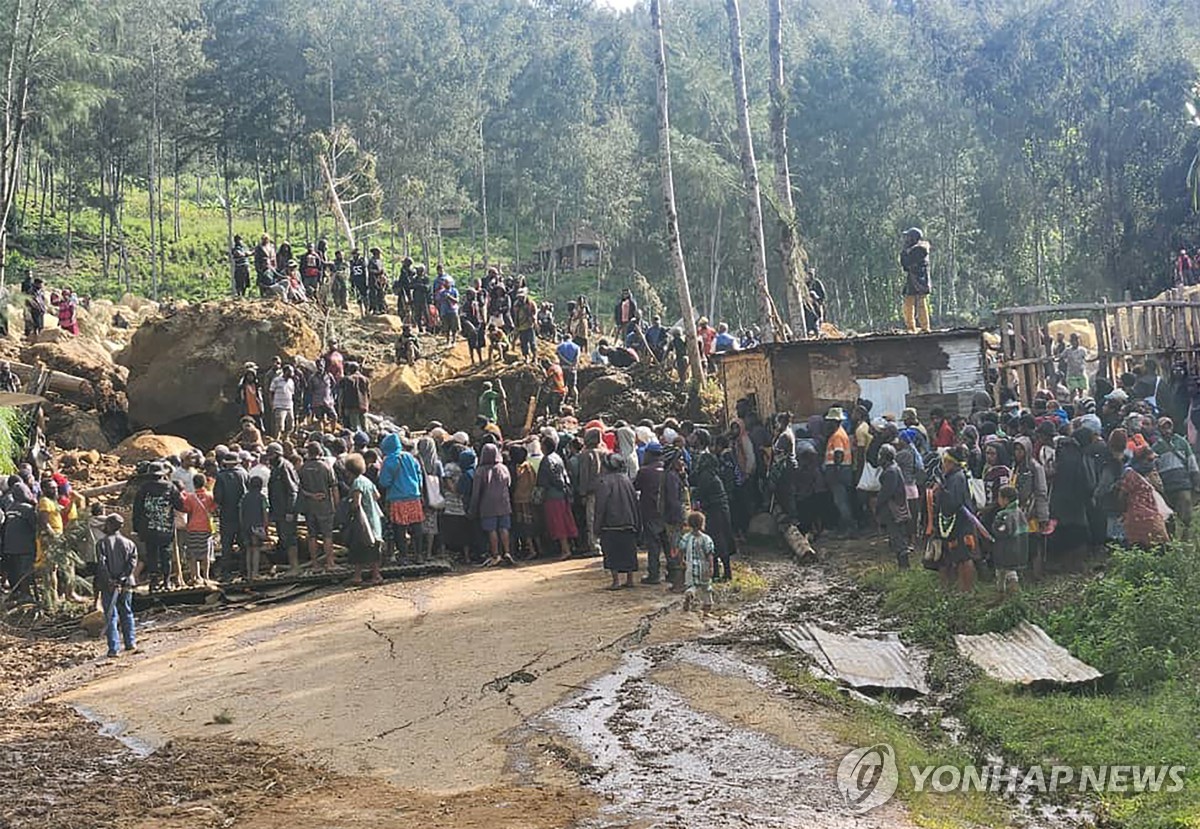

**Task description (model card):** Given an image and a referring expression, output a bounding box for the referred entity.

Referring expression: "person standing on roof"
[899,227,932,333]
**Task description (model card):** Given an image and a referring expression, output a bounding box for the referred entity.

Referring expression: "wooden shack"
[995,289,1200,406]
[533,227,601,271]
[714,329,987,423]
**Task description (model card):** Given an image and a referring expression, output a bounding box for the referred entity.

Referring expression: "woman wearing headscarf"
[960,424,984,479]
[793,438,827,536]
[416,436,442,563]
[510,444,540,560]
[616,425,640,482]
[1049,427,1095,561]
[1120,445,1169,548]
[934,447,977,591]
[469,443,514,566]
[593,453,641,589]
[1012,436,1050,578]
[875,444,911,568]
[896,428,924,545]
[979,439,1011,520]
[1094,428,1128,545]
[537,434,578,560]
[454,447,478,561]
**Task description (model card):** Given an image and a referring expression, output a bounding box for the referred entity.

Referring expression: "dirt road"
[8,554,923,828]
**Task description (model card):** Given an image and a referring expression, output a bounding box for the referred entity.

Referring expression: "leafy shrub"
[1043,544,1200,689]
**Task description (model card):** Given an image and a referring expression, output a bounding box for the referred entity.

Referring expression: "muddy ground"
[3,544,939,829]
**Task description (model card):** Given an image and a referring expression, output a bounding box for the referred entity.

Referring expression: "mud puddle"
[531,641,904,828]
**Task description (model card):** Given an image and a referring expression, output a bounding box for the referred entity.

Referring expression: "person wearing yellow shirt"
[36,480,66,611]
[823,407,854,533]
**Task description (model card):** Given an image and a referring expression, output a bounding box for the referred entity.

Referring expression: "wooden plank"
[997,300,1200,315]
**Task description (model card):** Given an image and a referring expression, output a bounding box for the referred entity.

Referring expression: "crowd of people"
[2,328,1194,655]
[764,364,1197,595]
[233,233,801,387]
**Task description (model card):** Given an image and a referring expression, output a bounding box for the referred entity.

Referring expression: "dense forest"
[2,0,1198,330]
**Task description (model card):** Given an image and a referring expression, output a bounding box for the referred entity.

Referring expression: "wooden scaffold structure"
[995,288,1200,406]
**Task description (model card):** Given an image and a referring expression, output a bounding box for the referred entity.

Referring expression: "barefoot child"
[991,485,1028,596]
[678,511,714,615]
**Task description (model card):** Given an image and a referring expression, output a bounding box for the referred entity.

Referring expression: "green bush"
[1042,544,1200,689]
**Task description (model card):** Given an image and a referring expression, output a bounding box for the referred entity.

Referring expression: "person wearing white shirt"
[269,365,296,437]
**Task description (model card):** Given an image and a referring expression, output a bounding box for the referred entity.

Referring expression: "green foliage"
[863,567,1032,644]
[9,0,1200,329]
[1042,544,1200,689]
[964,681,1200,829]
[0,408,28,477]
[856,546,1200,828]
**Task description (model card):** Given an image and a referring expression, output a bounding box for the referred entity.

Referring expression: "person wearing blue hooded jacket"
[378,433,426,562]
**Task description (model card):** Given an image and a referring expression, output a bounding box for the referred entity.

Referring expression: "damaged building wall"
[718,331,985,422]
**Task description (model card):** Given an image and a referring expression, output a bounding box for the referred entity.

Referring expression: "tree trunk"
[156,127,166,282]
[99,154,108,282]
[651,0,705,390]
[254,144,268,234]
[317,152,354,250]
[726,0,776,343]
[479,117,489,271]
[36,157,46,252]
[284,142,292,241]
[709,204,723,319]
[769,0,808,339]
[173,140,181,242]
[223,150,235,294]
[64,153,72,266]
[148,133,159,300]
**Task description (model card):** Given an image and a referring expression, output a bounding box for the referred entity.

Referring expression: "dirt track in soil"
[5,551,923,828]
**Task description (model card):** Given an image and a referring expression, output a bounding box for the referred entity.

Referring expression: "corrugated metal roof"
[779,625,929,695]
[954,622,1103,686]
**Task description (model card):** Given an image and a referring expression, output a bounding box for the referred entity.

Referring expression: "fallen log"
[769,505,817,563]
[9,361,91,397]
[78,480,130,498]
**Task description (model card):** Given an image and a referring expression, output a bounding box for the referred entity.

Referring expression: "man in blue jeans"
[95,514,138,658]
[555,332,581,404]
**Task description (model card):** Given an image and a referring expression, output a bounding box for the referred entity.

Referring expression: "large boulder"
[119,300,321,444]
[578,371,632,414]
[364,314,406,335]
[371,365,423,414]
[114,432,196,463]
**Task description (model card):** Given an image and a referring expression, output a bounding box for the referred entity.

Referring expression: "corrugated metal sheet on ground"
[954,621,1102,686]
[779,625,929,695]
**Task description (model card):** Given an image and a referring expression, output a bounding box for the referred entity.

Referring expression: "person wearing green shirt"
[478,381,501,422]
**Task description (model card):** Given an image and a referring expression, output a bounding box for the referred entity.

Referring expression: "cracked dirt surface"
[58,558,695,792]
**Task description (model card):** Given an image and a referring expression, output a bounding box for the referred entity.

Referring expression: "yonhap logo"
[837,743,899,814]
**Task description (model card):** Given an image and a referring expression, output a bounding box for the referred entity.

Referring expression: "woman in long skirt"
[593,453,640,589]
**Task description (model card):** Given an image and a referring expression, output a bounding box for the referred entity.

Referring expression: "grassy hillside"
[9,185,656,318]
